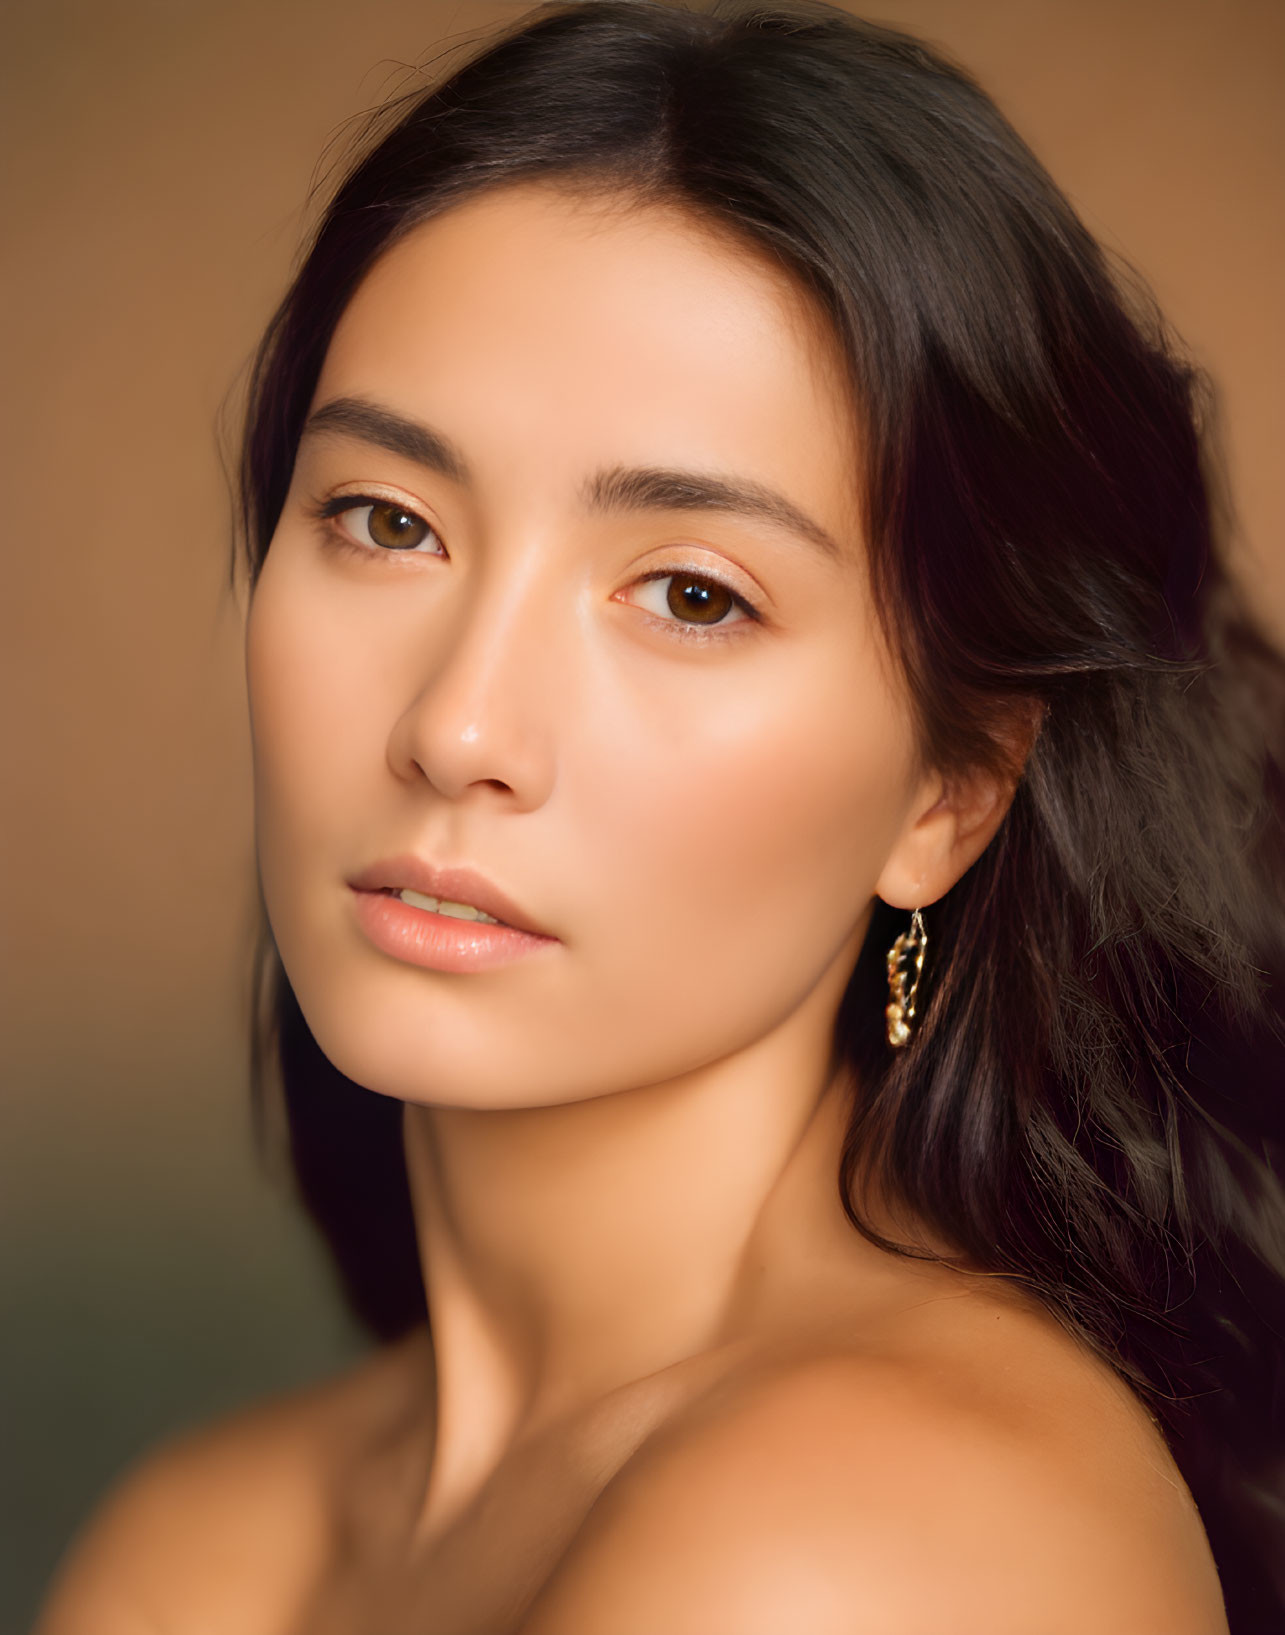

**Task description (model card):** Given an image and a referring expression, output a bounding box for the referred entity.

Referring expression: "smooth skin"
[36,181,1228,1634]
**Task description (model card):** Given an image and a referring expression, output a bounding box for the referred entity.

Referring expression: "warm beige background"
[3,0,1282,1623]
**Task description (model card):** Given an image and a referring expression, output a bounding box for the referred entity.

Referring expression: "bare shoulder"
[519,1294,1228,1635]
[32,1329,428,1635]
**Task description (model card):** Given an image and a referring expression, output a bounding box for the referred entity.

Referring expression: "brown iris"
[667,574,734,625]
[366,502,430,550]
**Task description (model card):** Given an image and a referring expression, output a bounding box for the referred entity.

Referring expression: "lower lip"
[350,888,559,972]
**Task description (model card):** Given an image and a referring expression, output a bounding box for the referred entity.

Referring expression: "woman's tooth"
[400,888,438,912]
[396,888,501,925]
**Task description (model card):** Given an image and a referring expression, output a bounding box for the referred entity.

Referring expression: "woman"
[36,1,1285,1630]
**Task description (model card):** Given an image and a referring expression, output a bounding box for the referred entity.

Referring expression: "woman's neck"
[400,964,871,1527]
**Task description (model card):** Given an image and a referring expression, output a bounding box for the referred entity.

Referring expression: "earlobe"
[875,764,1017,911]
[877,696,1042,910]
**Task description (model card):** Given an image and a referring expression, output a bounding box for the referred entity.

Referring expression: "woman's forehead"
[315,181,863,506]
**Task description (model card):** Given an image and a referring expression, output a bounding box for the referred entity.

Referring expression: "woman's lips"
[350,886,559,973]
[347,853,550,937]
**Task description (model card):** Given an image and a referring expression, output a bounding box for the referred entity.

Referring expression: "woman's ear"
[875,705,1042,910]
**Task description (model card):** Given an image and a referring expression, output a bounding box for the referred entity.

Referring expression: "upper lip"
[348,854,554,938]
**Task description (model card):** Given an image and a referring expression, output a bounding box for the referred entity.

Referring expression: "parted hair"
[236,3,1285,1623]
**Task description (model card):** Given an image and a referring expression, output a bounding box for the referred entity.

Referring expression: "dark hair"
[237,1,1285,1622]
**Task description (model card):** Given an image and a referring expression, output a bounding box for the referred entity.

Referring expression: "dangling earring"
[885,908,927,1048]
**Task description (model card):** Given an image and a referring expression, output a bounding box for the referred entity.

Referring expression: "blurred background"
[2,0,1282,1625]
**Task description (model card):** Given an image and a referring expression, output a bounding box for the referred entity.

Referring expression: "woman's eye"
[632,569,758,633]
[327,498,441,553]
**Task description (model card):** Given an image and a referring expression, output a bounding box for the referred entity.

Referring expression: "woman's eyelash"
[311,494,443,556]
[631,568,763,641]
[305,493,762,640]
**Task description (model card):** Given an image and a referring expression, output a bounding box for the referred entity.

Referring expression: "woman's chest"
[288,1483,588,1635]
[285,1373,699,1635]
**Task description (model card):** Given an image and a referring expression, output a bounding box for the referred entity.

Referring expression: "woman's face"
[246,181,929,1108]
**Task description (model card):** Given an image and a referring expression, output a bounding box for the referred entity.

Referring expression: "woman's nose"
[384,555,561,812]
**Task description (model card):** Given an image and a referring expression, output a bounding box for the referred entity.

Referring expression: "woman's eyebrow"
[303,395,844,561]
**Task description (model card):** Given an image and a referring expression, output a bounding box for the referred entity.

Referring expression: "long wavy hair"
[235,2,1285,1622]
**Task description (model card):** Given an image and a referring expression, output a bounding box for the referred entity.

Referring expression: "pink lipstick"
[348,855,558,973]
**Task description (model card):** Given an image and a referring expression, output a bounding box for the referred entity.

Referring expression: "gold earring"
[885,908,927,1048]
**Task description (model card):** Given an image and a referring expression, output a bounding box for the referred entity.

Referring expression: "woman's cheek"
[567,655,907,1014]
[250,545,390,808]
[247,555,356,925]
